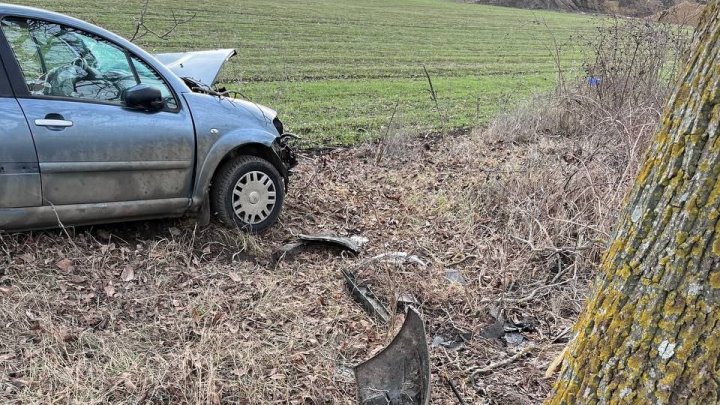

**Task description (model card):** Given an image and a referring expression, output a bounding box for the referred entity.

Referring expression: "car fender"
[191,128,279,207]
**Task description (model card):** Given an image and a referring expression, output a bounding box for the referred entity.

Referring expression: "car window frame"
[0,37,13,98]
[0,14,181,113]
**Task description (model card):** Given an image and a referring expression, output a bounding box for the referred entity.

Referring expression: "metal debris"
[272,234,363,263]
[431,328,472,351]
[342,269,391,323]
[365,252,427,267]
[298,234,362,254]
[481,317,537,346]
[355,307,431,405]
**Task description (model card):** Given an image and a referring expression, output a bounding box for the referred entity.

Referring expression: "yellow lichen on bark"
[547,2,720,403]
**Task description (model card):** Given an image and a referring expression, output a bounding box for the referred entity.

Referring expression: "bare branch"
[422,64,445,131]
[130,0,196,43]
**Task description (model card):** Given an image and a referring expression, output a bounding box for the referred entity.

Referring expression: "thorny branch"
[130,0,197,42]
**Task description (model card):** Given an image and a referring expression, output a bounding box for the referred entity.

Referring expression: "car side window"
[0,19,43,84]
[1,17,177,110]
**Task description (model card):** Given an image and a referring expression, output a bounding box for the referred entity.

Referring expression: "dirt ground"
[0,128,622,404]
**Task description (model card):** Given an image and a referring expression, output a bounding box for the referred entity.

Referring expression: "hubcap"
[231,171,277,225]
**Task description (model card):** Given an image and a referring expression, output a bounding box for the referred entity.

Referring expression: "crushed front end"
[272,131,299,189]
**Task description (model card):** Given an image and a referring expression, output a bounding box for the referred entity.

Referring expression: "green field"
[12,0,598,144]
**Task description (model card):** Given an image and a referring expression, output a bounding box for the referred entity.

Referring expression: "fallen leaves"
[56,258,74,272]
[104,284,116,298]
[120,266,135,282]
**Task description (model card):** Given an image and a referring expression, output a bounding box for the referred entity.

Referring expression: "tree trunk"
[548,3,720,404]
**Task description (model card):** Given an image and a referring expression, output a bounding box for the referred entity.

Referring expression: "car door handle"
[35,119,73,128]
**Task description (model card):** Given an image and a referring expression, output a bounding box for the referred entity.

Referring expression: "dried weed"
[1,114,645,403]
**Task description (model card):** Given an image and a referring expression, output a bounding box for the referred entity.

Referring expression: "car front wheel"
[211,155,285,233]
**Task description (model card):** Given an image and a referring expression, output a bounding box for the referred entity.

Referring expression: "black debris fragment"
[298,234,363,254]
[355,307,431,405]
[481,316,537,346]
[480,319,506,340]
[342,269,391,323]
[431,327,473,351]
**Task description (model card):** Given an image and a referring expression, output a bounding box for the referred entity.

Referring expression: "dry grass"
[652,1,705,27]
[0,101,652,403]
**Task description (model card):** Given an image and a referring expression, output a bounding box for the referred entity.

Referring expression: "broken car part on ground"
[355,308,431,405]
[272,234,364,263]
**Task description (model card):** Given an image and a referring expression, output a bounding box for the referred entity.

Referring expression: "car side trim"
[40,161,193,173]
[0,198,189,231]
[0,162,39,174]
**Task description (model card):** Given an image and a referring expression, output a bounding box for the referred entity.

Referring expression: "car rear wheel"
[211,155,285,233]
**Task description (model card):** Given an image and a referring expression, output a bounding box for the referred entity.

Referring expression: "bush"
[484,18,691,285]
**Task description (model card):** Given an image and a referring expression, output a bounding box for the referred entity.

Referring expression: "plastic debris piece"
[431,328,472,351]
[503,332,525,347]
[342,269,391,323]
[355,307,431,405]
[367,252,427,267]
[298,234,362,254]
[272,234,364,264]
[349,235,370,248]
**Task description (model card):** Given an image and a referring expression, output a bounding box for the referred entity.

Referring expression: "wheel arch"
[191,137,286,211]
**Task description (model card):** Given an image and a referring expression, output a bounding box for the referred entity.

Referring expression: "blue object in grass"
[587,76,602,87]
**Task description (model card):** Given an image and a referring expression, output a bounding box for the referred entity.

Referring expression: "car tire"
[211,155,285,233]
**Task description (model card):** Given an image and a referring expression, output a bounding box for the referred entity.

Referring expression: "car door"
[0,46,41,208]
[0,16,195,206]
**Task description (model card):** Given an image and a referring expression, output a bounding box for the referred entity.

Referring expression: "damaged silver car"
[0,5,296,232]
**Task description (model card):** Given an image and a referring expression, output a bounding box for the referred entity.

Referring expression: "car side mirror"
[122,84,164,112]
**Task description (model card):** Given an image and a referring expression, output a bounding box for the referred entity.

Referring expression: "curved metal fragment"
[354,308,430,405]
[298,234,362,254]
[272,234,363,264]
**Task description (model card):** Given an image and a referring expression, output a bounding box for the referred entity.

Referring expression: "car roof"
[0,4,91,29]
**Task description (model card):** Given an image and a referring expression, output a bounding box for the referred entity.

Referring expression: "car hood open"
[154,48,236,86]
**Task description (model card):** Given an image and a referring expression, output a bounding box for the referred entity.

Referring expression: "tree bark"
[548,3,720,404]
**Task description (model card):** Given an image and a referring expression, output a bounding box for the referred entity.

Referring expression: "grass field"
[12,0,599,144]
